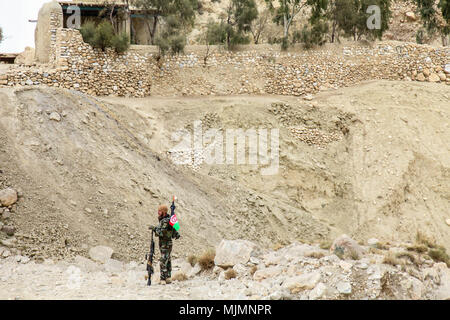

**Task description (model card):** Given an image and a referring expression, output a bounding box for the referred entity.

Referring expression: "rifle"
[170,195,176,217]
[145,228,155,286]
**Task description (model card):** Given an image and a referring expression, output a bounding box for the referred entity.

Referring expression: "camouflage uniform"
[154,215,180,281]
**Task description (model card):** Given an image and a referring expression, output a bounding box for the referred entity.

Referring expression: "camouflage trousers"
[159,240,173,280]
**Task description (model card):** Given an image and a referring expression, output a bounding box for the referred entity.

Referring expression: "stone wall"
[1,20,449,97]
[149,43,449,97]
[3,16,153,97]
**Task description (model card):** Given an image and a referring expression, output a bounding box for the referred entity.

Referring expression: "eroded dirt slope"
[103,80,450,252]
[0,87,328,261]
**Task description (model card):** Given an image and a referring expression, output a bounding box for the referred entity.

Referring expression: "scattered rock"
[268,288,292,300]
[0,188,18,207]
[214,239,259,267]
[88,246,114,263]
[330,234,364,260]
[1,225,16,236]
[187,262,201,278]
[253,266,283,281]
[74,255,100,272]
[435,263,450,300]
[445,218,450,226]
[49,112,61,122]
[428,73,440,82]
[282,271,321,293]
[416,73,425,81]
[179,261,193,275]
[444,64,450,74]
[336,281,352,295]
[1,238,17,248]
[405,12,417,21]
[104,258,124,273]
[368,238,380,247]
[2,210,11,220]
[309,282,327,300]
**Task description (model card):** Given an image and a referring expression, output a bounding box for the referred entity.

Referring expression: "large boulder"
[214,239,259,267]
[15,47,35,65]
[434,263,450,300]
[282,271,321,293]
[104,258,124,273]
[0,188,18,207]
[88,246,114,263]
[330,234,364,260]
[74,255,100,272]
[253,266,283,281]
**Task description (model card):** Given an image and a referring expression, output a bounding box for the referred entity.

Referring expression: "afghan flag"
[169,214,180,231]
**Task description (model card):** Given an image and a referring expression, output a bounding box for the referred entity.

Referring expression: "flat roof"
[58,1,128,7]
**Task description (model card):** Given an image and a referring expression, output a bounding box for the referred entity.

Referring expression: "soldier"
[151,204,180,284]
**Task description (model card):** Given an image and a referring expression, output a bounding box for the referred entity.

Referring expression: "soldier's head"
[158,205,168,219]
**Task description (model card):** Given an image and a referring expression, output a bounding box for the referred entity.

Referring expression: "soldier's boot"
[165,278,172,284]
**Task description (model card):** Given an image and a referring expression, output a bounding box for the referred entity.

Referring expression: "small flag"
[169,214,180,231]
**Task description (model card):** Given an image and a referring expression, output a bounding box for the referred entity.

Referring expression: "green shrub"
[428,247,450,267]
[80,21,130,53]
[93,21,114,51]
[80,21,96,44]
[169,34,186,54]
[416,29,425,44]
[112,32,130,53]
[155,36,170,56]
[300,20,328,49]
[205,21,227,45]
[155,15,187,56]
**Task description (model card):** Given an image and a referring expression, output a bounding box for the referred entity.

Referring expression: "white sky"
[0,0,49,53]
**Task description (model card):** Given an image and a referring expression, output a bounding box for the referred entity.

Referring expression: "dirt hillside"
[0,80,449,263]
[103,80,450,253]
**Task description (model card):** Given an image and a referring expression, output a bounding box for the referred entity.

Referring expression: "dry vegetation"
[187,254,198,267]
[172,271,188,282]
[224,268,237,280]
[250,265,258,276]
[198,249,216,271]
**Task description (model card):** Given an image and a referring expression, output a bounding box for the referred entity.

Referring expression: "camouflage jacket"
[154,215,180,242]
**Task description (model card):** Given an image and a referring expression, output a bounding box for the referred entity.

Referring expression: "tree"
[223,0,259,49]
[265,0,308,41]
[134,0,198,44]
[97,1,130,34]
[250,8,271,44]
[318,0,390,42]
[0,27,3,46]
[155,15,187,55]
[415,0,450,45]
[80,21,130,53]
[297,0,329,48]
[197,20,228,65]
